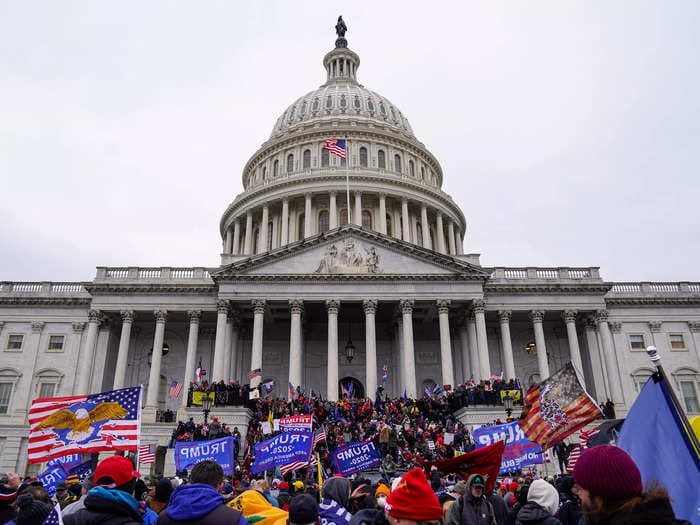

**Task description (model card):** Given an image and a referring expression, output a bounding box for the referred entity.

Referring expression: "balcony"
[94,267,214,283]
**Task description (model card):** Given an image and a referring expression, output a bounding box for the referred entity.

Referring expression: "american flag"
[313,426,327,449]
[382,364,388,383]
[288,381,297,401]
[323,138,346,159]
[248,368,262,380]
[138,443,156,466]
[279,454,318,476]
[28,387,142,464]
[168,380,183,398]
[196,359,207,381]
[566,428,595,473]
[42,504,62,525]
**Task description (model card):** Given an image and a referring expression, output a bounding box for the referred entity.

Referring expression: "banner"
[27,387,142,464]
[500,390,522,403]
[332,440,381,476]
[252,431,313,474]
[175,436,236,474]
[68,460,93,481]
[473,421,542,474]
[279,414,313,432]
[47,453,82,473]
[37,466,67,497]
[191,391,215,406]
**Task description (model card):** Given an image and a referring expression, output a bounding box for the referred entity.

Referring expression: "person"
[148,479,173,515]
[573,444,689,525]
[62,478,95,517]
[445,473,496,525]
[289,493,319,525]
[63,455,143,525]
[514,479,560,525]
[553,475,580,525]
[319,477,354,525]
[384,467,443,525]
[156,459,246,525]
[15,493,52,525]
[0,475,19,525]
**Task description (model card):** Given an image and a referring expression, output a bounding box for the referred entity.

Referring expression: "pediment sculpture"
[315,240,381,274]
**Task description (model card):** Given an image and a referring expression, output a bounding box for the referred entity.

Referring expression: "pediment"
[212,227,489,281]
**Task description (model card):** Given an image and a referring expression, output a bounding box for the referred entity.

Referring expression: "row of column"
[225,192,464,257]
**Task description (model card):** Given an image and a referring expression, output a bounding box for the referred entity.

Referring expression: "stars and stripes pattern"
[313,426,327,449]
[41,504,62,525]
[28,387,142,464]
[382,363,388,383]
[279,454,318,476]
[323,138,346,159]
[195,359,207,381]
[248,368,262,380]
[168,380,183,398]
[138,443,156,466]
[566,428,595,473]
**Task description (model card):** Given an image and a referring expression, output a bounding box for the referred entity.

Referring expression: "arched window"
[0,368,21,415]
[631,367,655,393]
[386,215,393,236]
[340,208,349,226]
[359,147,368,167]
[319,210,329,233]
[303,149,311,169]
[673,367,700,412]
[297,214,305,240]
[321,148,330,167]
[409,160,415,177]
[362,210,372,229]
[273,159,279,177]
[267,222,273,251]
[394,154,402,173]
[378,150,386,169]
[416,223,423,247]
[34,368,63,399]
[287,154,294,173]
[420,166,425,181]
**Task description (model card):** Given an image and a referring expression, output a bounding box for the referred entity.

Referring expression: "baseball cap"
[94,456,141,487]
[470,475,485,488]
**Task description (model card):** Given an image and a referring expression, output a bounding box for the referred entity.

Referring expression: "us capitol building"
[2,22,699,474]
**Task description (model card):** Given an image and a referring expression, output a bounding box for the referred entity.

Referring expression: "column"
[436,212,446,254]
[363,299,378,398]
[379,194,387,234]
[146,310,167,407]
[211,300,229,381]
[458,321,470,383]
[281,198,290,246]
[584,316,608,400]
[400,300,417,397]
[447,221,456,254]
[304,193,312,238]
[250,300,266,389]
[354,191,362,226]
[329,192,338,229]
[473,300,490,379]
[421,205,432,250]
[326,299,340,401]
[232,220,241,255]
[466,312,480,380]
[529,310,549,379]
[498,310,516,380]
[229,317,240,381]
[395,317,405,394]
[74,310,101,394]
[259,205,269,254]
[243,211,253,254]
[182,310,201,407]
[562,310,585,385]
[437,300,454,387]
[595,310,623,403]
[289,300,304,397]
[113,310,135,390]
[455,227,463,255]
[224,228,233,254]
[401,198,410,241]
[222,311,234,382]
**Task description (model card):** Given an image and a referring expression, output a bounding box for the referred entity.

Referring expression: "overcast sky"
[1,1,699,283]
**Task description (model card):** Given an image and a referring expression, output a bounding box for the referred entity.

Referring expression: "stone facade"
[1,28,700,476]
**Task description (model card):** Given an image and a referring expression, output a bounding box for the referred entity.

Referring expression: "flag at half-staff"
[519,363,602,450]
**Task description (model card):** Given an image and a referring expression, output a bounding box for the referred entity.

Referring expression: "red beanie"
[573,445,642,499]
[385,468,443,521]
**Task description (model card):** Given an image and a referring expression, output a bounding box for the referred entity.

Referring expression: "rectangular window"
[0,383,12,414]
[628,334,646,351]
[38,383,56,399]
[669,333,687,350]
[6,334,23,351]
[47,335,65,352]
[679,381,699,413]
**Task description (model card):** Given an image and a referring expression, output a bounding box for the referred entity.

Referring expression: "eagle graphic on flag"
[36,402,127,442]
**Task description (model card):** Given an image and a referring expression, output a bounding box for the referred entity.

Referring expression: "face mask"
[377,496,387,508]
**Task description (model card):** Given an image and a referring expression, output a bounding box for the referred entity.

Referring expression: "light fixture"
[503,392,514,420]
[345,322,355,363]
[524,341,537,355]
[201,395,212,424]
[162,343,170,357]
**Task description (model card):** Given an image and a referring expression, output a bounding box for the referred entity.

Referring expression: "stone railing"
[94,267,214,282]
[608,282,700,295]
[0,281,90,296]
[488,267,602,282]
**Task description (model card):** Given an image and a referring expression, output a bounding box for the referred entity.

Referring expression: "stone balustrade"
[94,267,213,282]
[488,267,601,282]
[609,282,700,295]
[0,281,90,296]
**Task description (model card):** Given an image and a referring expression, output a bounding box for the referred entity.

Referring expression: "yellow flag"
[228,489,288,525]
[267,410,274,427]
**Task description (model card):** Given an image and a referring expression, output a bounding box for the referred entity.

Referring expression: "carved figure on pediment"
[342,239,363,267]
[365,246,380,273]
[315,244,339,274]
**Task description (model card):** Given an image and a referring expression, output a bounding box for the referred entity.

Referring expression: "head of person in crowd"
[514,478,559,523]
[466,473,486,500]
[0,476,20,524]
[384,468,443,525]
[321,476,352,509]
[148,477,173,513]
[289,493,319,525]
[15,493,53,525]
[375,483,390,508]
[94,455,141,494]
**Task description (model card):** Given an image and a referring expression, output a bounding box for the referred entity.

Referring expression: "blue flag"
[617,375,700,524]
[175,436,236,475]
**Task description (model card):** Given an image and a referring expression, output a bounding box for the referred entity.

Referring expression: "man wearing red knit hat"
[384,468,443,525]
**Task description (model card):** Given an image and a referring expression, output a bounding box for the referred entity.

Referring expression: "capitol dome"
[219,22,467,262]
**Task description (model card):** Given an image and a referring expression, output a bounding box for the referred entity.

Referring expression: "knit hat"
[452,481,467,496]
[385,468,443,521]
[289,493,319,524]
[94,455,141,487]
[375,484,390,498]
[573,445,642,499]
[15,494,52,525]
[0,484,18,505]
[527,479,559,516]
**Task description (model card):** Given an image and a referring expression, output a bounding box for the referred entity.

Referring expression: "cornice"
[484,282,613,295]
[0,297,91,306]
[84,283,217,295]
[605,296,700,306]
[220,273,483,282]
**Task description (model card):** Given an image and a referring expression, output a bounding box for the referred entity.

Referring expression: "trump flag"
[28,387,142,464]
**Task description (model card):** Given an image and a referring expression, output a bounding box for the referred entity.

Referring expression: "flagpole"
[647,346,700,455]
[345,139,351,225]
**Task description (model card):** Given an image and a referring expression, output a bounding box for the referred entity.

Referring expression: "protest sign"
[47,453,82,473]
[472,421,542,474]
[252,430,313,473]
[37,466,67,497]
[333,441,381,476]
[278,414,312,431]
[175,436,236,474]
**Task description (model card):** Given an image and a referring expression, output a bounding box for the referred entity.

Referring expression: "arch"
[287,153,294,173]
[319,210,329,233]
[303,149,311,169]
[377,150,386,169]
[273,159,279,177]
[409,159,415,177]
[359,146,368,167]
[630,367,655,393]
[672,367,700,412]
[0,368,21,415]
[420,166,425,181]
[362,210,372,229]
[394,154,402,173]
[321,148,330,167]
[34,368,64,399]
[339,377,364,400]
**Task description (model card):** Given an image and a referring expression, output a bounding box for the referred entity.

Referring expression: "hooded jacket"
[515,502,562,525]
[320,477,353,525]
[155,484,245,525]
[593,489,691,525]
[63,486,143,525]
[444,475,496,525]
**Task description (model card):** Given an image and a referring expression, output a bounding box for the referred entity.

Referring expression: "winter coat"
[319,498,353,525]
[156,484,245,525]
[445,493,496,525]
[515,502,561,525]
[601,491,691,525]
[63,486,143,525]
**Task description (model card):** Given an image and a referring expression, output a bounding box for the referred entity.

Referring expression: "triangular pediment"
[212,227,489,281]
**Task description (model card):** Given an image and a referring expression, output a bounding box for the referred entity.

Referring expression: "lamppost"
[503,392,514,421]
[345,322,355,363]
[201,395,212,425]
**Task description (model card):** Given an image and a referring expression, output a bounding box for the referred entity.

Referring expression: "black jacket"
[63,490,142,525]
[156,505,242,525]
[515,502,561,525]
[604,492,690,525]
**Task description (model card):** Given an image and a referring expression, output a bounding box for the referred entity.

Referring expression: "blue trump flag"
[175,436,236,475]
[617,375,700,524]
[333,440,381,476]
[252,430,314,473]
